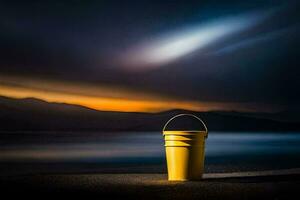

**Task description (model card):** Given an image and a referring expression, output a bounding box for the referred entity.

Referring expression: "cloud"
[119,10,271,70]
[210,26,298,55]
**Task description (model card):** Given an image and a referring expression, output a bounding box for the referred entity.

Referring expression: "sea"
[1,131,300,175]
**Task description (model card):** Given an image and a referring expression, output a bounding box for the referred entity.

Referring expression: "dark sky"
[0,0,299,112]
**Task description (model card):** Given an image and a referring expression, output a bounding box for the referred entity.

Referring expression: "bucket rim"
[163,130,207,136]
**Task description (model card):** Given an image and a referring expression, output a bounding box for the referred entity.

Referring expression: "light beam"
[121,11,270,70]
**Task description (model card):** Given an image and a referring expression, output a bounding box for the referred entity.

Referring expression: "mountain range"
[0,96,299,132]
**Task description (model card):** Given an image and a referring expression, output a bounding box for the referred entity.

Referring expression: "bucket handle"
[163,114,208,136]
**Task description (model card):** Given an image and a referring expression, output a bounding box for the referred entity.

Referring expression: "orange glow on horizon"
[0,75,279,113]
[0,84,209,112]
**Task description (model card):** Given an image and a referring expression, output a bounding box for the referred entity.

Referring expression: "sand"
[1,169,300,199]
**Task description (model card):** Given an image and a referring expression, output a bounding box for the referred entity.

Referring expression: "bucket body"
[163,131,207,181]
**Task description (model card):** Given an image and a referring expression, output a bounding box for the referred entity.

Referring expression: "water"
[1,132,300,175]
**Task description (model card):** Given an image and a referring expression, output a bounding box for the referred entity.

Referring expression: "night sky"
[0,0,299,112]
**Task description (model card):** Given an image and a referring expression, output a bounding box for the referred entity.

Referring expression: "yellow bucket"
[162,114,208,181]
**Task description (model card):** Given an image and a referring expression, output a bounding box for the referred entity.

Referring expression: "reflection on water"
[1,132,300,173]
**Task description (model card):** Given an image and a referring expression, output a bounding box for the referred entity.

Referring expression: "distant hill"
[0,96,299,132]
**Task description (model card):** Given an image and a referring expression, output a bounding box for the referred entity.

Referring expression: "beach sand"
[1,169,300,199]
